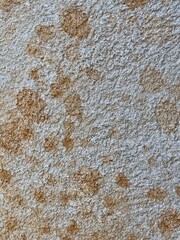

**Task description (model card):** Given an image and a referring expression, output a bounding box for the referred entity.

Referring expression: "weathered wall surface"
[0,0,180,239]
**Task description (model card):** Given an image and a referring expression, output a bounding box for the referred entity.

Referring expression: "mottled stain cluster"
[29,68,40,81]
[116,172,130,188]
[124,0,147,10]
[0,0,21,12]
[140,67,164,93]
[155,99,179,134]
[16,89,47,123]
[64,94,83,121]
[35,25,55,42]
[158,210,180,235]
[147,188,167,201]
[73,168,102,195]
[0,168,12,185]
[0,117,33,153]
[66,220,79,235]
[62,5,91,40]
[85,67,102,81]
[26,44,43,59]
[51,75,71,98]
[44,134,57,152]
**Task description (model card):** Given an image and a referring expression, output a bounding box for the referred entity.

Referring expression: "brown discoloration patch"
[66,220,79,235]
[116,172,130,188]
[64,118,75,134]
[46,174,57,186]
[127,234,138,240]
[62,5,91,40]
[103,195,115,208]
[147,156,156,167]
[39,225,51,234]
[147,188,167,201]
[73,168,102,195]
[0,168,12,185]
[170,84,180,101]
[44,134,57,152]
[158,210,180,235]
[34,189,47,203]
[141,16,173,45]
[64,43,80,61]
[85,67,102,81]
[175,186,180,197]
[62,237,72,240]
[26,44,43,59]
[64,94,83,121]
[35,25,55,42]
[16,89,47,123]
[59,192,72,205]
[124,0,147,10]
[51,76,71,98]
[140,67,164,93]
[62,134,74,151]
[5,217,18,232]
[155,100,179,134]
[0,0,21,12]
[29,68,40,81]
[0,117,33,154]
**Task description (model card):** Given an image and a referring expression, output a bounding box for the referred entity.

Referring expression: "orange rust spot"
[29,68,40,81]
[155,100,179,134]
[64,118,75,134]
[16,89,47,123]
[35,25,55,42]
[62,237,72,240]
[0,117,33,154]
[158,210,180,235]
[62,134,74,152]
[0,168,12,185]
[73,168,102,195]
[116,172,130,188]
[140,67,164,93]
[103,195,115,208]
[9,194,25,207]
[51,76,71,98]
[127,234,138,240]
[59,192,72,205]
[147,188,167,201]
[175,186,180,196]
[5,217,18,231]
[34,189,46,203]
[64,94,83,121]
[39,225,51,234]
[0,0,21,12]
[124,0,147,10]
[62,5,91,40]
[26,44,43,59]
[44,134,57,152]
[66,220,79,235]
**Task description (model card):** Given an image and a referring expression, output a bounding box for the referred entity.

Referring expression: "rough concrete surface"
[0,0,180,239]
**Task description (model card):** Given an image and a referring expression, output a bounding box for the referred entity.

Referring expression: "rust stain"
[35,25,55,42]
[62,134,74,152]
[16,89,47,123]
[158,210,180,235]
[44,134,57,152]
[116,172,130,188]
[175,186,180,197]
[64,93,83,121]
[140,67,164,93]
[62,5,91,40]
[34,189,47,203]
[155,99,179,134]
[66,220,79,235]
[0,117,33,154]
[147,188,167,201]
[73,168,102,195]
[124,0,147,10]
[0,168,12,185]
[51,75,71,98]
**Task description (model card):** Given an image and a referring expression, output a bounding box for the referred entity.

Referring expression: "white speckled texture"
[0,0,180,239]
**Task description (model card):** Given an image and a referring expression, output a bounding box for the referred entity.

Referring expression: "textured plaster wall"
[0,0,180,239]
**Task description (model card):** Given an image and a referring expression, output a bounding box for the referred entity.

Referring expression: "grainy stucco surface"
[0,0,180,239]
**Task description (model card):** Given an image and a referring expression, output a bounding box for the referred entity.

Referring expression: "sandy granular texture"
[0,0,180,239]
